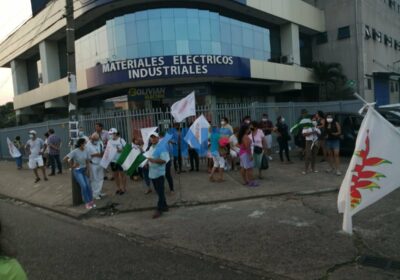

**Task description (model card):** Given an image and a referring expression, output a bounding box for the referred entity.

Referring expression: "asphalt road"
[0,199,264,280]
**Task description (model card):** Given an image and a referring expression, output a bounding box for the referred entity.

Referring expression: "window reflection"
[76,8,273,70]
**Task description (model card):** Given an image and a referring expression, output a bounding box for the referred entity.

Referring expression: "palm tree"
[312,62,349,101]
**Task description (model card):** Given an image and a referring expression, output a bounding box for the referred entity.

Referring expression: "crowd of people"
[12,109,343,218]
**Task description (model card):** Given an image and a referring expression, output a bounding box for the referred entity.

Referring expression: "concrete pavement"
[0,156,346,218]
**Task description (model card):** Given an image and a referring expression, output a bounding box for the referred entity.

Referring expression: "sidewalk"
[0,156,348,218]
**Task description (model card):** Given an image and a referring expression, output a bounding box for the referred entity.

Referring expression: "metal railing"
[0,100,363,159]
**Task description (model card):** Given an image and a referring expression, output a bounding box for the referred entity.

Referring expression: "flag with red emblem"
[338,106,399,234]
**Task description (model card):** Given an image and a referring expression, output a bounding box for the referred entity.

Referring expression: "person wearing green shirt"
[0,223,27,280]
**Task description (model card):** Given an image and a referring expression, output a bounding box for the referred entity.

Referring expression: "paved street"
[0,199,267,280]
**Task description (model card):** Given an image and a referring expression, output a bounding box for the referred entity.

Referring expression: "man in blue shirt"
[147,132,169,218]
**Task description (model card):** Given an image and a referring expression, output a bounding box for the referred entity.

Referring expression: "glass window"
[210,19,220,41]
[136,20,150,43]
[211,42,221,54]
[188,18,201,40]
[231,24,242,45]
[136,11,148,20]
[189,41,202,54]
[220,22,231,43]
[176,40,189,54]
[199,18,211,41]
[200,41,212,54]
[125,23,137,45]
[316,32,328,45]
[337,26,350,40]
[127,44,139,58]
[137,42,151,57]
[76,7,276,71]
[150,41,164,56]
[161,9,174,18]
[162,18,175,41]
[174,18,188,40]
[242,27,254,48]
[163,40,177,55]
[148,9,161,19]
[149,18,162,42]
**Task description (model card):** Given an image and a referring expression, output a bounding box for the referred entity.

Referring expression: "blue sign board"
[86,55,251,88]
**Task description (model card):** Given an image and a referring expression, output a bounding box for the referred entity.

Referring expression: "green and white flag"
[116,144,146,176]
[290,118,312,135]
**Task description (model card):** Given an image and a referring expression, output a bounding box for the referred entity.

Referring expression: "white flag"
[338,107,400,234]
[184,114,210,149]
[7,138,21,158]
[100,144,117,169]
[141,127,158,152]
[171,91,196,123]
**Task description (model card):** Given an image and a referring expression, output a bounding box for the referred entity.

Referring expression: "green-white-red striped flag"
[116,144,146,176]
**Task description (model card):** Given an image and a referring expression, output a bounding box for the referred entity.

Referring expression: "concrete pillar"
[10,60,29,95]
[280,23,301,65]
[39,40,60,84]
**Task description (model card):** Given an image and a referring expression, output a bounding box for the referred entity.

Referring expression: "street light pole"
[66,0,82,205]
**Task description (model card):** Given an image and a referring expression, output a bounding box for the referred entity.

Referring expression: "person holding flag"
[108,128,127,195]
[147,132,170,219]
[302,117,321,174]
[12,136,23,170]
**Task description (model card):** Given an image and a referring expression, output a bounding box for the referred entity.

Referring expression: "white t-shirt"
[107,137,126,162]
[251,129,265,148]
[229,134,240,153]
[86,141,104,164]
[302,127,321,141]
[26,138,44,158]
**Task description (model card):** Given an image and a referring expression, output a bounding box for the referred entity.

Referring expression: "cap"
[149,132,159,138]
[29,130,37,135]
[108,128,118,134]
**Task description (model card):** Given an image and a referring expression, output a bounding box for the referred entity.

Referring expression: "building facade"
[0,0,326,123]
[305,0,400,106]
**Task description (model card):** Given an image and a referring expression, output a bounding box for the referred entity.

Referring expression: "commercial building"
[305,0,400,106]
[0,0,325,123]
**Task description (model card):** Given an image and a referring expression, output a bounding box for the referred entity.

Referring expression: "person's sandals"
[34,178,40,183]
[44,177,48,181]
[145,189,152,194]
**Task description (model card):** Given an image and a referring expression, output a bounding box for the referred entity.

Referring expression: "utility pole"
[66,0,82,205]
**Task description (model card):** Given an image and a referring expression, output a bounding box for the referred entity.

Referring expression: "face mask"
[262,118,267,122]
[281,118,285,123]
[92,141,98,145]
[29,134,34,139]
[221,121,226,126]
[312,121,317,126]
[78,131,84,137]
[327,118,333,123]
[245,120,250,124]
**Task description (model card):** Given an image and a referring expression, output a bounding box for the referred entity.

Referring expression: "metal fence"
[0,100,363,159]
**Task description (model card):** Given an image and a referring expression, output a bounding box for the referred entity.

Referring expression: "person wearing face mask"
[242,116,251,125]
[78,127,89,143]
[325,114,342,176]
[250,121,266,179]
[220,117,233,171]
[86,133,105,200]
[260,114,274,160]
[274,116,292,163]
[25,130,48,183]
[108,128,127,194]
[302,118,321,174]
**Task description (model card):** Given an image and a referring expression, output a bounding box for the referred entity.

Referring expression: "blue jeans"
[151,176,168,211]
[15,156,22,169]
[72,168,93,203]
[49,154,62,174]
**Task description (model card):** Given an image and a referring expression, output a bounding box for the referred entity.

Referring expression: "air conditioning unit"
[281,55,294,65]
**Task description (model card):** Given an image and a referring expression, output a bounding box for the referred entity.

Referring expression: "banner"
[338,107,400,234]
[100,144,117,169]
[7,138,21,158]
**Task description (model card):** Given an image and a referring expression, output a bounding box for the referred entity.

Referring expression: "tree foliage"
[0,102,16,128]
[312,61,354,100]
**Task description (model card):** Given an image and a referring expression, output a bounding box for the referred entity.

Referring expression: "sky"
[0,0,32,105]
